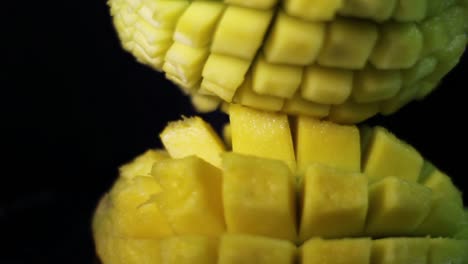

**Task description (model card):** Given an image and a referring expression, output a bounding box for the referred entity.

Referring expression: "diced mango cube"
[229,104,296,170]
[370,23,423,69]
[282,94,331,117]
[222,153,296,241]
[352,66,402,103]
[151,156,225,236]
[295,116,361,173]
[160,236,218,264]
[366,177,432,236]
[200,54,251,102]
[338,0,397,21]
[413,197,465,237]
[301,238,371,264]
[371,238,430,264]
[116,239,162,264]
[263,11,325,65]
[428,238,468,264]
[283,0,343,21]
[402,57,437,85]
[393,0,427,22]
[252,55,303,99]
[420,16,451,56]
[160,116,226,168]
[211,6,273,60]
[318,18,378,69]
[328,100,379,124]
[190,93,221,113]
[233,73,285,112]
[363,127,423,182]
[119,149,169,179]
[151,1,190,29]
[423,169,463,206]
[426,35,467,83]
[218,234,296,264]
[225,0,278,9]
[110,176,173,239]
[164,42,209,84]
[301,65,353,104]
[300,165,368,241]
[380,82,424,115]
[174,2,225,48]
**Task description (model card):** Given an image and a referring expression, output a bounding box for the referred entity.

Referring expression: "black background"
[3,1,467,263]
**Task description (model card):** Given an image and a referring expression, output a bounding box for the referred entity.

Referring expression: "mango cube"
[283,0,342,21]
[338,0,397,21]
[427,35,467,82]
[211,6,273,60]
[380,83,422,115]
[299,165,368,241]
[282,94,331,117]
[233,74,285,112]
[151,156,225,236]
[420,16,451,56]
[174,2,225,48]
[160,236,218,264]
[423,169,463,206]
[190,93,221,113]
[352,66,402,103]
[119,149,169,179]
[218,234,296,264]
[371,238,429,264]
[301,238,371,264]
[295,116,361,173]
[370,23,423,69]
[225,0,278,9]
[222,153,297,241]
[252,55,303,99]
[328,101,379,124]
[318,18,378,69]
[301,65,353,104]
[426,0,457,17]
[393,0,427,22]
[263,11,325,65]
[110,176,173,239]
[428,238,468,264]
[366,177,432,236]
[402,57,437,85]
[163,43,209,87]
[116,239,162,264]
[151,1,190,29]
[160,116,226,168]
[413,197,465,237]
[200,54,251,102]
[363,127,423,182]
[229,104,296,170]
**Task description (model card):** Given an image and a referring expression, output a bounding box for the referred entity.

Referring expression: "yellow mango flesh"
[222,153,296,241]
[295,116,360,174]
[218,234,296,264]
[366,177,432,236]
[301,238,372,264]
[300,164,368,241]
[151,156,225,236]
[160,116,226,168]
[229,104,296,171]
[363,127,423,183]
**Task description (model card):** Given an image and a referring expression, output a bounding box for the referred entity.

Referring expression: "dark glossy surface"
[3,1,467,263]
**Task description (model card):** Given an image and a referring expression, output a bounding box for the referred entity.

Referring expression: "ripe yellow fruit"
[109,0,467,122]
[94,109,467,262]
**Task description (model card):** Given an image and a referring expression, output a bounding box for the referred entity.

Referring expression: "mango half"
[93,105,467,263]
[108,0,468,122]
